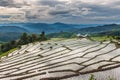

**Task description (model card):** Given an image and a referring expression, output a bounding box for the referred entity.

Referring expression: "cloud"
[39,0,65,7]
[49,10,70,16]
[0,0,28,8]
[0,7,26,22]
[0,0,119,23]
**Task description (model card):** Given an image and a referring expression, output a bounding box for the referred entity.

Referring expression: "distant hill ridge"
[0,26,29,33]
[0,23,120,42]
[73,24,120,34]
[0,22,100,34]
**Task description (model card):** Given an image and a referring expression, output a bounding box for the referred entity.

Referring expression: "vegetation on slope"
[0,48,17,58]
[0,31,47,55]
[73,24,120,34]
[92,29,120,36]
[47,31,120,42]
[91,32,120,41]
[89,74,115,80]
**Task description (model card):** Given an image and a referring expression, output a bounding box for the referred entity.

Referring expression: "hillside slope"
[73,24,120,34]
[0,32,22,42]
[0,26,28,33]
[0,38,120,80]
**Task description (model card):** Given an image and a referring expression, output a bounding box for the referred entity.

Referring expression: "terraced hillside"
[0,38,120,80]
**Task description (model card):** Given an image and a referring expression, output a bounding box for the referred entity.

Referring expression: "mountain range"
[73,24,120,34]
[0,22,99,34]
[0,23,120,42]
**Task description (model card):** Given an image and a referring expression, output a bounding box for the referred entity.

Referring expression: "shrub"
[89,74,96,80]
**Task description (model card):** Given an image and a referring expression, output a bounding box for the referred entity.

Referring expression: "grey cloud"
[49,10,70,16]
[0,0,14,7]
[19,0,120,23]
[25,14,37,19]
[84,4,120,18]
[39,0,65,7]
[0,0,28,8]
[0,0,120,23]
[25,9,40,20]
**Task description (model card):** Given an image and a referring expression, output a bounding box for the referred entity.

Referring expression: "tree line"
[0,31,47,53]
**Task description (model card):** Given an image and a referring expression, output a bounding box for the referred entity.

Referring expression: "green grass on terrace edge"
[0,48,17,59]
[91,36,113,41]
[47,38,68,41]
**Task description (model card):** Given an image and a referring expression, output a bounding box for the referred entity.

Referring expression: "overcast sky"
[0,0,120,24]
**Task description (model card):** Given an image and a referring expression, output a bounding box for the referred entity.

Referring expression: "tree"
[19,33,28,45]
[1,43,11,52]
[89,74,96,80]
[27,35,32,43]
[0,44,5,52]
[31,34,37,42]
[10,40,17,48]
[17,45,21,49]
[39,31,47,41]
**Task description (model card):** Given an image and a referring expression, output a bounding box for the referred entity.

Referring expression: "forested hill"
[0,23,99,42]
[47,24,120,38]
[0,23,98,34]
[1,23,120,42]
[72,24,120,34]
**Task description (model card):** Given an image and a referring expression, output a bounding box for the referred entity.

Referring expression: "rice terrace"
[0,37,120,80]
[0,0,120,80]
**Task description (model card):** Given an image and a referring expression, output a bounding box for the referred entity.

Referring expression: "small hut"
[76,34,88,39]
